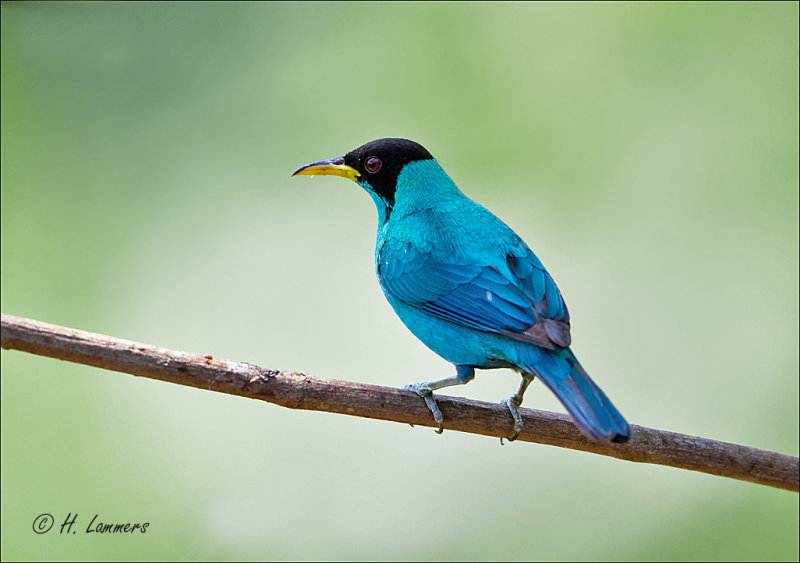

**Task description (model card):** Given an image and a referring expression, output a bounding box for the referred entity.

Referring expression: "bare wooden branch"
[1,312,797,492]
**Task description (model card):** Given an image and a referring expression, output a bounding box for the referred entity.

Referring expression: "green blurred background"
[1,2,798,560]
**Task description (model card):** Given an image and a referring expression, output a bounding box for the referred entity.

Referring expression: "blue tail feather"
[517,347,630,443]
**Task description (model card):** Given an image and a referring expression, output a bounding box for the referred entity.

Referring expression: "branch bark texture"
[2,312,797,492]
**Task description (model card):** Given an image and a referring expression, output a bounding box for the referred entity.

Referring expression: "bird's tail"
[516,347,630,443]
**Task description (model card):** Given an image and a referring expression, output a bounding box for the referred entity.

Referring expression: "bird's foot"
[501,394,524,442]
[403,382,444,434]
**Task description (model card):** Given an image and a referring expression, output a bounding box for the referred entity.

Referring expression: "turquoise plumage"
[294,138,629,442]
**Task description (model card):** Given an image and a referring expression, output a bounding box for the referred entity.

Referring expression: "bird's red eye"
[365,156,382,173]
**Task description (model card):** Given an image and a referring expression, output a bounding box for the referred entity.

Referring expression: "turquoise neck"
[360,159,464,228]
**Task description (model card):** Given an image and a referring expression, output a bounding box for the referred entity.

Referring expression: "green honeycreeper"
[294,138,630,443]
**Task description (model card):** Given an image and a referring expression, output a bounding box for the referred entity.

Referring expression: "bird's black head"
[343,138,434,207]
[293,138,434,210]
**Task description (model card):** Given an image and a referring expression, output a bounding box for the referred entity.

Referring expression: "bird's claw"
[404,383,445,434]
[501,396,523,442]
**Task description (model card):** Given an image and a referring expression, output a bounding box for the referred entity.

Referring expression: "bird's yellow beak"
[292,156,360,181]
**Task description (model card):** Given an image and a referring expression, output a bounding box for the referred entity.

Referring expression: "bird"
[293,138,630,443]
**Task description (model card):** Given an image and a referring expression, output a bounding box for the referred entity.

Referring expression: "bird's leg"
[502,373,535,442]
[404,365,475,434]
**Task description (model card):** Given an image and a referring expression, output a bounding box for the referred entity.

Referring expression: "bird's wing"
[378,237,572,349]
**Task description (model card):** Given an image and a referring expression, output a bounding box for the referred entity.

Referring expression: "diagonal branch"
[1,312,797,492]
